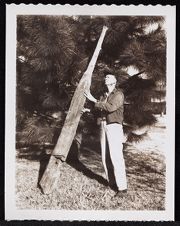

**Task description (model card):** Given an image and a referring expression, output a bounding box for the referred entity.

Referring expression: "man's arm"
[95,91,124,113]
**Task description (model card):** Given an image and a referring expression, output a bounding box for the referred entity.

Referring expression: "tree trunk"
[39,26,108,194]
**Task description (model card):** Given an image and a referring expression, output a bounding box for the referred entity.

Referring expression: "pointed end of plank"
[39,156,63,194]
[39,178,53,195]
[37,183,50,195]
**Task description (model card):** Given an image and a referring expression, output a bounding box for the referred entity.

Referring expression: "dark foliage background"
[16,15,166,147]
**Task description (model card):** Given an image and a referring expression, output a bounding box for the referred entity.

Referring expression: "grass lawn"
[16,118,166,210]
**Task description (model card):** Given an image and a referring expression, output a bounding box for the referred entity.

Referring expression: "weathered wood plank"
[39,26,108,194]
[52,76,90,161]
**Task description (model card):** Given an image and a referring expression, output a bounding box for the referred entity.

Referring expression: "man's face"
[105,74,117,86]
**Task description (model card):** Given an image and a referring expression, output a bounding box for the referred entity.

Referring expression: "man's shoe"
[114,189,127,198]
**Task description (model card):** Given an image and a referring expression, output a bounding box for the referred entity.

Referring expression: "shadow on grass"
[124,146,165,175]
[67,160,108,187]
[38,153,51,185]
[16,140,165,195]
[16,141,109,188]
[66,142,108,187]
[124,145,165,193]
[16,146,52,185]
[80,139,118,190]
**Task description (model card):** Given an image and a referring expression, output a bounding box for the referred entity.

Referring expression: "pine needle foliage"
[16,15,166,146]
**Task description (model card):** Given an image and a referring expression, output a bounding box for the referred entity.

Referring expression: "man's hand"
[81,107,91,114]
[84,91,97,103]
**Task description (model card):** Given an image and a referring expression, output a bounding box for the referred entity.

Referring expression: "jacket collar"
[111,87,117,94]
[104,87,117,99]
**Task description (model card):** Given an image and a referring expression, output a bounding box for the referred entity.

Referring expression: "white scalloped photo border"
[5,4,176,221]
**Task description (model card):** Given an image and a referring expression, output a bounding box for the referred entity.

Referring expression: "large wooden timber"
[39,26,108,194]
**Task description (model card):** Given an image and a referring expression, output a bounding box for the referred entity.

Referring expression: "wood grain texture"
[39,26,108,194]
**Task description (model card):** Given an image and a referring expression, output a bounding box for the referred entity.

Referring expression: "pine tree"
[77,16,166,141]
[17,16,78,145]
[16,15,166,147]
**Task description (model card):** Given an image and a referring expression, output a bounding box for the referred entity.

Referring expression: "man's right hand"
[84,91,97,103]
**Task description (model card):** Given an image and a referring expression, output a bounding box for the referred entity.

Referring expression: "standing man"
[84,74,127,196]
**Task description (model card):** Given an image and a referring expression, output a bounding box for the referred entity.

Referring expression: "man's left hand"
[81,107,91,114]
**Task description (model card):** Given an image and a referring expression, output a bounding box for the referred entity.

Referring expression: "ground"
[16,116,166,210]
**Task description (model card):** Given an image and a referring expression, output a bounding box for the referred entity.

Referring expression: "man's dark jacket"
[95,88,124,125]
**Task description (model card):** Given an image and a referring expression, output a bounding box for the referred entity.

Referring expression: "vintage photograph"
[5,5,175,220]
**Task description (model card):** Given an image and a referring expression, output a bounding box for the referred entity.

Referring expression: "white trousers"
[100,121,127,190]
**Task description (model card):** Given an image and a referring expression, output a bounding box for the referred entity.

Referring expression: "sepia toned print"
[5,4,175,221]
